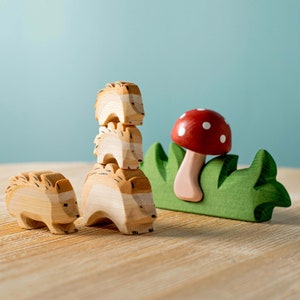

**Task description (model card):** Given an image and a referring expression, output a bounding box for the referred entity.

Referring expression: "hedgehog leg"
[15,215,32,229]
[46,222,78,235]
[122,221,155,235]
[17,214,45,230]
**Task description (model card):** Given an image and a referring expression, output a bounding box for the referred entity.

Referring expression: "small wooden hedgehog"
[94,122,143,169]
[6,171,80,234]
[95,81,145,126]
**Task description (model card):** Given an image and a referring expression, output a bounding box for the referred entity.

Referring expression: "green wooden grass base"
[141,143,291,222]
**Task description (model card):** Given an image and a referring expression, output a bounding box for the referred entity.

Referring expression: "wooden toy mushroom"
[171,108,232,202]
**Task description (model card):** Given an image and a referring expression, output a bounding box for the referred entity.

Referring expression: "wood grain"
[1,163,299,299]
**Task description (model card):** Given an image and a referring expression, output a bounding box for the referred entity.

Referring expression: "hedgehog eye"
[63,203,68,207]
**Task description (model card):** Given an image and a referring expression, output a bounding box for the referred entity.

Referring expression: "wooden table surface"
[0,162,299,299]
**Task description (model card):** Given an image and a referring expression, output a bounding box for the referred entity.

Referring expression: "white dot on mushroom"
[178,126,186,137]
[179,113,186,119]
[220,135,226,143]
[202,122,211,130]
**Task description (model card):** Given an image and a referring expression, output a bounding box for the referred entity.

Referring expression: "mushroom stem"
[173,150,206,202]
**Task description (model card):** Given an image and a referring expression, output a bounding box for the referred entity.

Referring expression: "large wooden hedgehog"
[81,163,157,235]
[6,171,80,234]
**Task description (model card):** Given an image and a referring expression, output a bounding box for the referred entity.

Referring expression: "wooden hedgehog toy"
[6,171,80,234]
[82,81,157,235]
[95,81,144,126]
[82,163,157,235]
[94,122,143,170]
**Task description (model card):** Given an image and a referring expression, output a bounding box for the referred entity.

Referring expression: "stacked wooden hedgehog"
[81,81,157,235]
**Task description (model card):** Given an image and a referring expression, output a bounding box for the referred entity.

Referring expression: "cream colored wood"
[173,150,206,202]
[95,81,145,125]
[81,163,157,235]
[94,122,143,169]
[1,164,299,299]
[5,171,80,234]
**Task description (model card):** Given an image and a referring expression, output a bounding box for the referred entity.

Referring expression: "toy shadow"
[270,206,300,227]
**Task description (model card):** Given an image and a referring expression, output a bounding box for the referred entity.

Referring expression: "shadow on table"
[73,206,299,239]
[270,205,300,227]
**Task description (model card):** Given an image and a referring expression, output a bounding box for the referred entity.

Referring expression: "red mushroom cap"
[171,108,232,155]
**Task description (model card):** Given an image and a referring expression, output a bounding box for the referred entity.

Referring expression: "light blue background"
[1,0,299,166]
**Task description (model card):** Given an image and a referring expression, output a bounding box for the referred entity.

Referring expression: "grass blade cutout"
[141,143,291,222]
